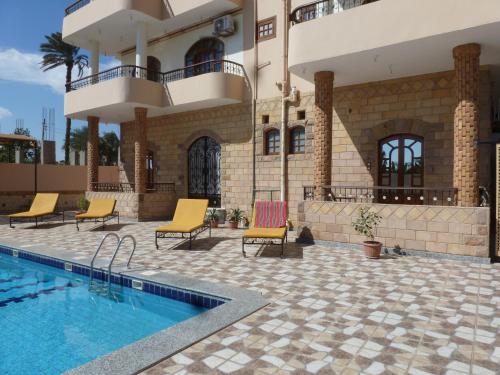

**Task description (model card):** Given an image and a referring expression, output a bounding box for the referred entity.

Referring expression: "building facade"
[62,0,500,259]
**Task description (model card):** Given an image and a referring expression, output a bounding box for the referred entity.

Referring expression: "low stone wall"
[297,201,490,258]
[139,192,177,221]
[0,192,83,213]
[86,191,176,221]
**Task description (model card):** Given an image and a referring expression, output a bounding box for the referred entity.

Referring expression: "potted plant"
[228,208,244,229]
[352,207,383,259]
[77,195,89,214]
[242,216,250,228]
[207,208,219,228]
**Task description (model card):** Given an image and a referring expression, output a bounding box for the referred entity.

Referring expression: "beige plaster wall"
[0,164,119,193]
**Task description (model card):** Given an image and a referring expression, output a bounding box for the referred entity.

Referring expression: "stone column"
[87,116,99,191]
[453,43,481,207]
[313,71,334,199]
[134,107,148,194]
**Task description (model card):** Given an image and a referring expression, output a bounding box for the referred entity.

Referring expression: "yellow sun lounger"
[75,199,118,231]
[242,201,288,258]
[155,199,210,249]
[9,193,62,228]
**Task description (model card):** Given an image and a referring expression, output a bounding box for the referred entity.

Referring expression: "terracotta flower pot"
[363,241,382,259]
[229,221,239,229]
[210,220,218,228]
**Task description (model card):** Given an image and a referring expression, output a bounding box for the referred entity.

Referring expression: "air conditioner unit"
[213,15,235,37]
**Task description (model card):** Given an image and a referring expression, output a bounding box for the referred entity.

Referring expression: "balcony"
[62,0,242,54]
[288,0,500,86]
[64,60,245,123]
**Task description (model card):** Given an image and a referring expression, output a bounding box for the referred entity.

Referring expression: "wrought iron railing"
[91,182,175,193]
[146,183,176,193]
[290,0,378,24]
[163,60,244,83]
[65,0,91,16]
[254,189,281,201]
[67,60,244,92]
[67,65,156,92]
[304,186,458,206]
[91,183,136,193]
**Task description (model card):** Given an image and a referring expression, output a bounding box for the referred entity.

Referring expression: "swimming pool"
[0,251,212,375]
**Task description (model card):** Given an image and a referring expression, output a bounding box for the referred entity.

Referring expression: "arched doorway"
[188,136,221,207]
[147,56,161,82]
[185,38,224,77]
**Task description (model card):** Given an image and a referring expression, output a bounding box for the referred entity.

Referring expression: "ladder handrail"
[107,234,137,278]
[90,233,120,284]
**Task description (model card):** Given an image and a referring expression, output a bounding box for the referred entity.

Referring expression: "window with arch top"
[265,129,280,155]
[289,126,305,154]
[185,37,224,78]
[379,134,423,188]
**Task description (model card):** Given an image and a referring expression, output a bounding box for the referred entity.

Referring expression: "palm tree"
[40,32,88,164]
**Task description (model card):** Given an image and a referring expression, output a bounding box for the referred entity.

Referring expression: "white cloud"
[0,49,122,95]
[0,48,68,94]
[0,107,13,120]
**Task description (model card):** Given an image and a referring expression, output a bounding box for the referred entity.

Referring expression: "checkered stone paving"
[0,216,498,374]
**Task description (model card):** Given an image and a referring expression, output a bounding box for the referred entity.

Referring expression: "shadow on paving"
[165,237,233,252]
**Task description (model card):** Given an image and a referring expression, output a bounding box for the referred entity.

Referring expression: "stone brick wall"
[85,191,176,221]
[330,69,491,188]
[118,69,491,225]
[120,103,254,215]
[297,201,490,258]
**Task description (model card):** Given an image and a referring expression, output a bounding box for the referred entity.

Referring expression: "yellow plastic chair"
[242,201,287,258]
[155,199,210,249]
[75,199,118,231]
[9,193,62,228]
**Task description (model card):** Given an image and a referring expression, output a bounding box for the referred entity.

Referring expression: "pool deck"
[0,217,499,374]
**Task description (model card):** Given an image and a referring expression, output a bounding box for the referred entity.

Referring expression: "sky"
[0,1,120,161]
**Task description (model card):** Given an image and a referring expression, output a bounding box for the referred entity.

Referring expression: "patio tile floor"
[0,217,498,374]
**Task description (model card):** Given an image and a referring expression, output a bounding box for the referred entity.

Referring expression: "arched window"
[265,129,280,155]
[185,38,224,77]
[379,134,423,187]
[289,126,305,154]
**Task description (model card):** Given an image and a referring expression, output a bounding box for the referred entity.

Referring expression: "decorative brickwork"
[314,71,334,199]
[86,116,99,191]
[134,107,148,195]
[297,201,489,258]
[453,43,481,207]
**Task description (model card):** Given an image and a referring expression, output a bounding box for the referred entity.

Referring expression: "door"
[188,137,221,207]
[146,150,155,190]
[147,56,161,82]
[379,135,423,204]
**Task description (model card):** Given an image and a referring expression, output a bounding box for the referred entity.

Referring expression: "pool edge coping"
[0,240,268,375]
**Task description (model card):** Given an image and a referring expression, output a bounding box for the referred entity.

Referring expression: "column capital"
[453,43,481,59]
[134,107,148,117]
[314,71,335,82]
[87,116,100,123]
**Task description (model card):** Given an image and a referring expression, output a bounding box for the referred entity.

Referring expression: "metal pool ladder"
[89,233,137,291]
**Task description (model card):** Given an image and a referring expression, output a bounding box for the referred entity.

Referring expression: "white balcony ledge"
[289,0,500,86]
[62,0,242,54]
[64,62,246,123]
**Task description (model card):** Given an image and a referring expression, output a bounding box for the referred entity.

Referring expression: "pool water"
[0,253,207,375]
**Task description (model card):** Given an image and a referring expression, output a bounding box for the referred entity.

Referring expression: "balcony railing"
[290,0,379,24]
[91,182,175,193]
[303,186,458,206]
[65,0,90,16]
[67,60,244,92]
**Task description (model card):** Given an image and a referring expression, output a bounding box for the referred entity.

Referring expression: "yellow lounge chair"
[155,199,210,249]
[9,193,62,228]
[242,201,287,258]
[75,199,118,231]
